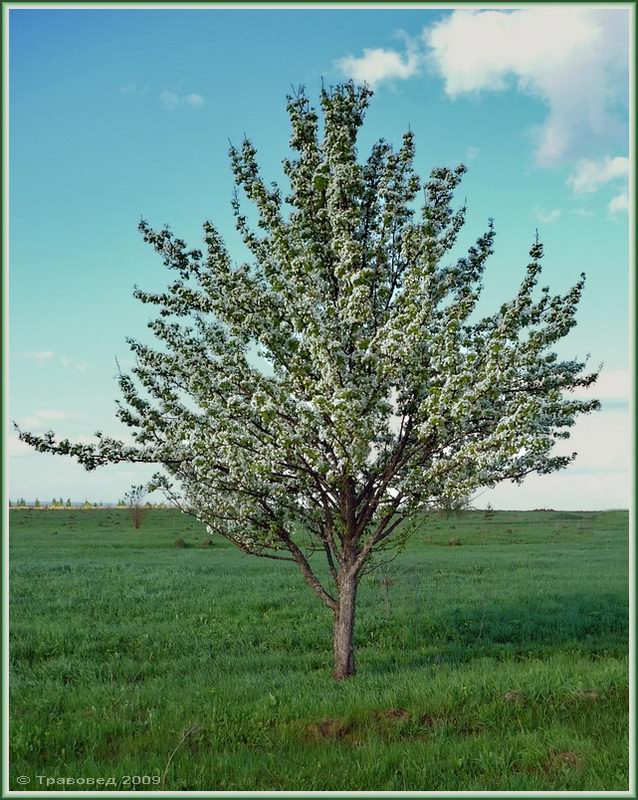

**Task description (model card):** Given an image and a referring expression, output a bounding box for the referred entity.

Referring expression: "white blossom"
[18,83,599,618]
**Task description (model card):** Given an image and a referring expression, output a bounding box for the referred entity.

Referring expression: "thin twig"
[110,652,154,710]
[161,724,201,787]
[476,598,488,643]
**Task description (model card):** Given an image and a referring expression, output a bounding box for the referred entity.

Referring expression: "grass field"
[9,508,629,792]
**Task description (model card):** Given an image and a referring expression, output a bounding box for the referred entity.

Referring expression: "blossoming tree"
[18,84,599,679]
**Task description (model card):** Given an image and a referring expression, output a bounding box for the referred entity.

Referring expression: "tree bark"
[333,574,357,680]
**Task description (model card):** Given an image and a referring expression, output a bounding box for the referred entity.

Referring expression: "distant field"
[9,509,629,791]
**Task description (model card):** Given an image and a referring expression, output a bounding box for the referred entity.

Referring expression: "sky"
[7,5,632,508]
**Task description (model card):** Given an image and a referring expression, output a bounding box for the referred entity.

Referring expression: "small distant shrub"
[124,485,147,530]
[484,503,494,520]
[174,538,187,549]
[375,564,396,616]
[448,537,461,546]
[437,494,474,518]
[202,538,214,547]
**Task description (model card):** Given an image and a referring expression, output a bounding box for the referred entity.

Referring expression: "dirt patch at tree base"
[298,707,474,745]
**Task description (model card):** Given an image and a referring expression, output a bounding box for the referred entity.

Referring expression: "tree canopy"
[18,83,599,678]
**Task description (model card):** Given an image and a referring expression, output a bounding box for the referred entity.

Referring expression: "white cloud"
[609,191,629,216]
[484,371,631,509]
[120,82,149,96]
[567,156,629,194]
[336,45,420,87]
[483,469,629,511]
[160,90,180,110]
[9,457,159,502]
[160,89,204,111]
[567,155,629,217]
[424,8,629,165]
[535,208,561,224]
[74,434,103,445]
[547,409,630,474]
[21,409,80,429]
[8,434,34,457]
[465,145,479,162]
[183,93,204,107]
[59,355,89,372]
[21,351,54,361]
[482,407,630,510]
[573,367,630,403]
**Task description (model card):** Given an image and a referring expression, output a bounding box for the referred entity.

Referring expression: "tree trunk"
[333,574,357,680]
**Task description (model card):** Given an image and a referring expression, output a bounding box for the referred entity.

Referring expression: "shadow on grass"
[359,590,629,673]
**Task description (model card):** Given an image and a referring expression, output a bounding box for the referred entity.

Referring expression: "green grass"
[9,508,629,791]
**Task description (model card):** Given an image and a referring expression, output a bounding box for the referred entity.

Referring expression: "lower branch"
[280,531,337,611]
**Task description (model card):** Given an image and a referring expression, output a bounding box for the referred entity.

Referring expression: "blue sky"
[8,6,631,508]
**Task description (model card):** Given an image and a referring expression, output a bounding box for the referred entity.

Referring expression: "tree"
[66,498,72,508]
[17,84,599,679]
[124,484,148,530]
[437,493,474,518]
